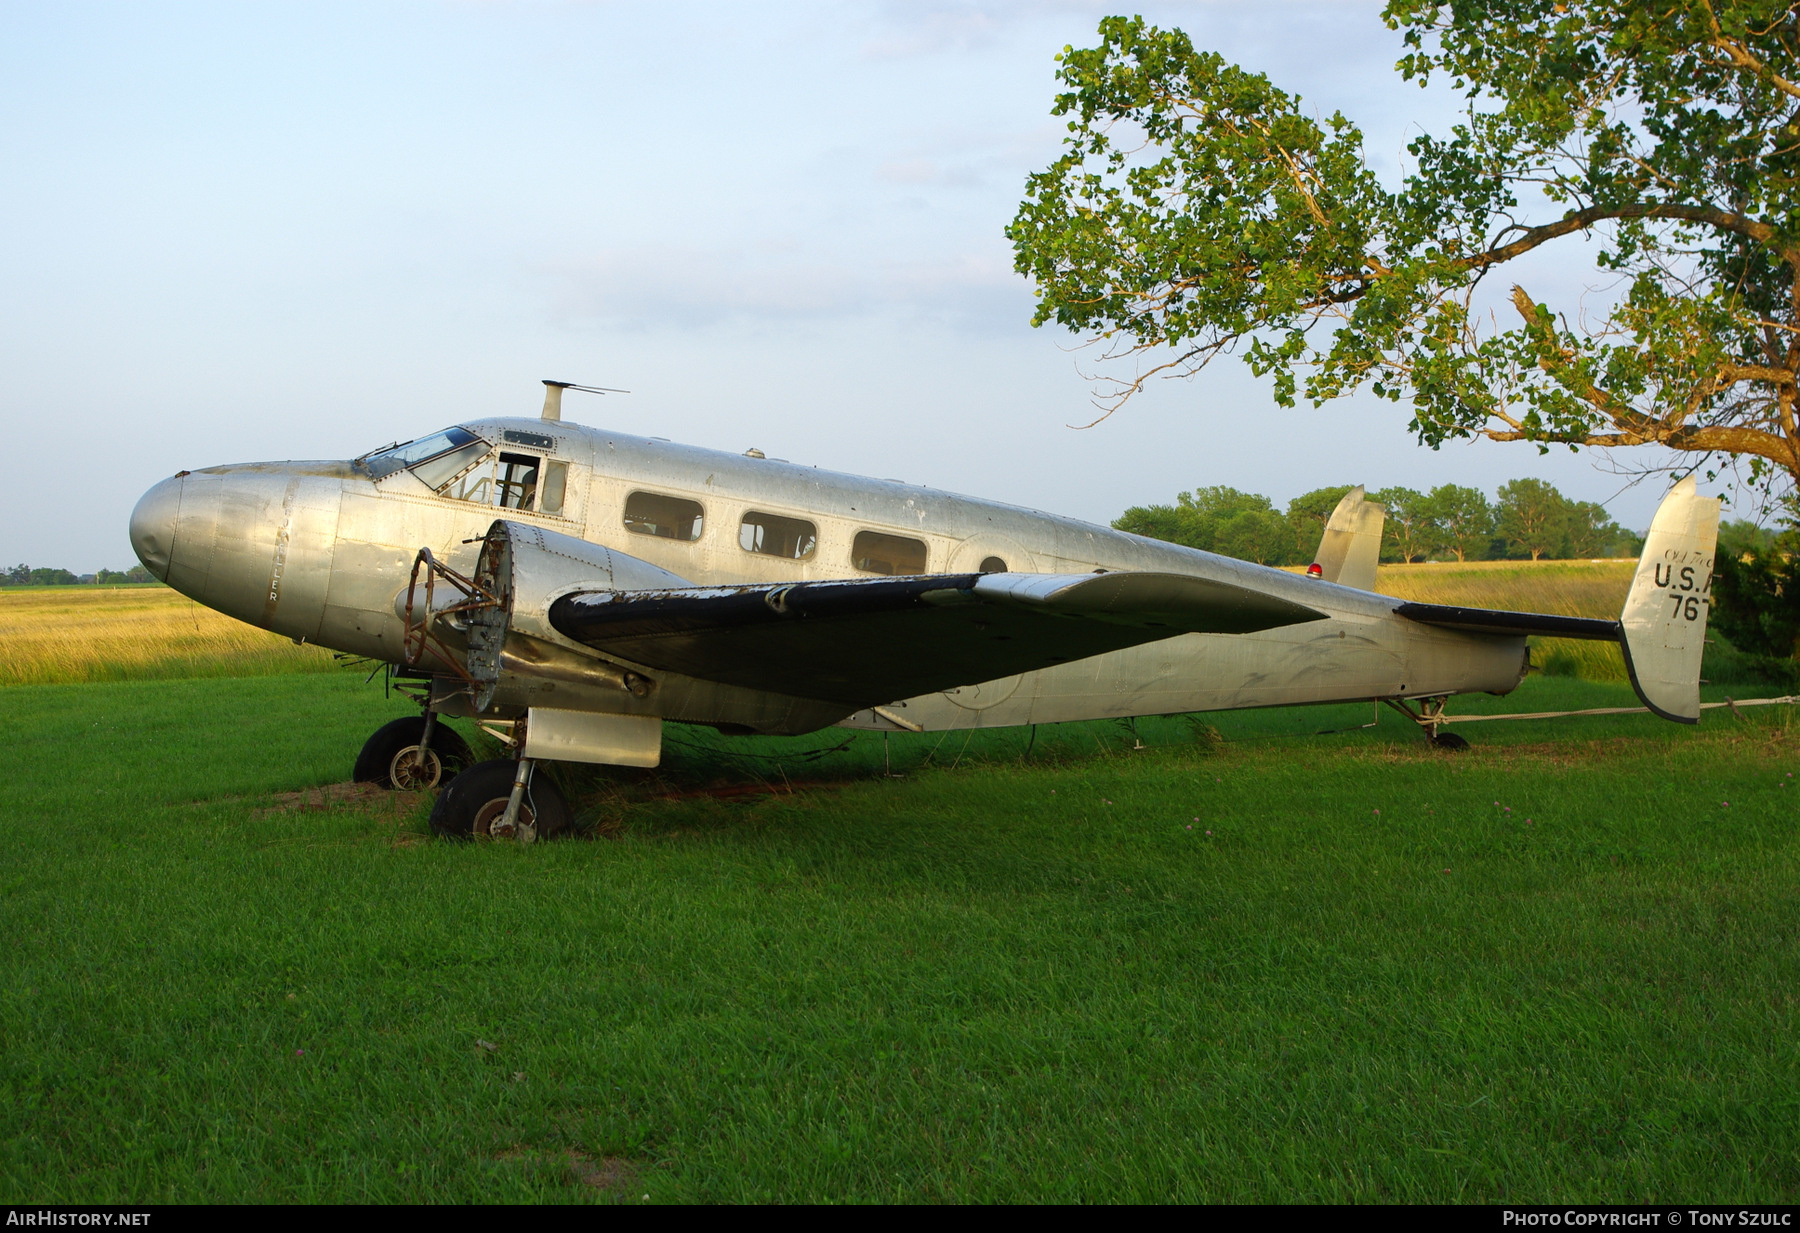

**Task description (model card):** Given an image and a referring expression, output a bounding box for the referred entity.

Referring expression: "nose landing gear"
[353,713,475,791]
[428,758,572,841]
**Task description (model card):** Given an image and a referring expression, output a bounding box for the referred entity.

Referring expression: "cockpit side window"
[412,441,492,491]
[360,427,485,481]
[539,461,569,516]
[495,453,540,510]
[361,426,562,516]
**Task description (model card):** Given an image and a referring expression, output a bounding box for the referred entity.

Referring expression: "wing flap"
[549,571,1326,708]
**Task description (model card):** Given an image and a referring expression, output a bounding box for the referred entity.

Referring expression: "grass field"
[3,568,1796,1201]
[1,671,1796,1202]
[0,586,336,686]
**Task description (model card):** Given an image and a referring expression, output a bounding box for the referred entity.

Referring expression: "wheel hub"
[389,745,444,791]
[472,797,536,839]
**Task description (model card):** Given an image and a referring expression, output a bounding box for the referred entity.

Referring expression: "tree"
[1371,486,1434,561]
[1113,485,1298,562]
[1496,478,1571,559]
[1215,508,1297,564]
[1564,499,1630,557]
[1285,485,1357,559]
[1009,8,1800,496]
[1712,539,1800,656]
[1717,517,1781,557]
[1422,483,1494,561]
[1112,502,1206,549]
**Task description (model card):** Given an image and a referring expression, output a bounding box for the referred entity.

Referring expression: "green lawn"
[2,673,1796,1202]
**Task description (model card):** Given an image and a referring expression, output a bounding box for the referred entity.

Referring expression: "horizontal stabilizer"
[549,570,1326,710]
[1394,602,1621,642]
[1396,476,1720,725]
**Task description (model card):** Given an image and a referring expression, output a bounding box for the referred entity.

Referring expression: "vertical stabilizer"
[1311,487,1386,591]
[1618,475,1722,723]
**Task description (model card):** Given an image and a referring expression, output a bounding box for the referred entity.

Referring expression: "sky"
[0,0,1694,572]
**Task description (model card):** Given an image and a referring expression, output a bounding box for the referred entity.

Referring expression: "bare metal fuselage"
[129,416,1528,734]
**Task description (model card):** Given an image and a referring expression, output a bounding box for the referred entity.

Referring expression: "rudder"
[1311,487,1385,591]
[1619,475,1722,723]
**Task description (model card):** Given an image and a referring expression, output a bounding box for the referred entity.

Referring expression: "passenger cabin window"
[852,530,928,575]
[979,556,1008,574]
[495,452,540,510]
[624,491,704,541]
[740,511,816,560]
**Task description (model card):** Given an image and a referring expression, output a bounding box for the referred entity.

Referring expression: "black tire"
[429,759,572,840]
[1431,731,1471,751]
[353,716,473,791]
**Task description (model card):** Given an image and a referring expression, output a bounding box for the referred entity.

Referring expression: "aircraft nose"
[129,474,184,582]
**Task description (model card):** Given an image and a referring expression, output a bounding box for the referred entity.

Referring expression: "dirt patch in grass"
[497,1145,640,1193]
[258,781,427,817]
[567,1151,639,1192]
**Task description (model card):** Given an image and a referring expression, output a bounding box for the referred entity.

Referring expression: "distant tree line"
[2,564,156,586]
[1113,480,1639,566]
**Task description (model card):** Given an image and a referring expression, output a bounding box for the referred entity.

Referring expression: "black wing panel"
[1395,601,1621,642]
[549,571,1327,709]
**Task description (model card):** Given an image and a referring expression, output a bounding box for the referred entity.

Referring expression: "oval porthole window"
[979,556,1008,574]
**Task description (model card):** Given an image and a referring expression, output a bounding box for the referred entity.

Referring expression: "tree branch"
[1469,202,1787,271]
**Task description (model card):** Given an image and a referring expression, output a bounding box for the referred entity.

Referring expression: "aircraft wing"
[548,570,1328,709]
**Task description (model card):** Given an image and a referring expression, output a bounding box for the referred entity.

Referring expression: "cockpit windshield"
[358,427,487,481]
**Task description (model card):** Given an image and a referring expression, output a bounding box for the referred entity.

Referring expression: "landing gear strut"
[1384,695,1470,750]
[353,714,475,791]
[429,758,572,841]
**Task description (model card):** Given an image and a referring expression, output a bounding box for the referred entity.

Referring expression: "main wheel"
[429,759,572,840]
[353,716,473,791]
[1431,731,1471,751]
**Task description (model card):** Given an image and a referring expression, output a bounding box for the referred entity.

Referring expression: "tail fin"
[1311,486,1385,591]
[1619,475,1722,723]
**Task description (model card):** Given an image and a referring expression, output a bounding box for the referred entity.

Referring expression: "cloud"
[544,244,1029,331]
[860,4,1008,60]
[874,156,988,188]
[858,0,1227,61]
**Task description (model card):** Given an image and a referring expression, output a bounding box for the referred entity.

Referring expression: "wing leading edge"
[548,570,1328,710]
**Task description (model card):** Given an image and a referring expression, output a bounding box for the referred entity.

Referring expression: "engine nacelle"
[458,519,690,714]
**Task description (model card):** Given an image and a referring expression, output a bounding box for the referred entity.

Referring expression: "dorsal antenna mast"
[541,379,629,422]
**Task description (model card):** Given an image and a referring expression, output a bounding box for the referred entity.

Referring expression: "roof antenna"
[541,379,629,422]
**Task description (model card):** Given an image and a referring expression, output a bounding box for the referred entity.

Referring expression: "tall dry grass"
[0,563,1647,688]
[0,586,338,686]
[1281,558,1638,680]
[1375,559,1635,681]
